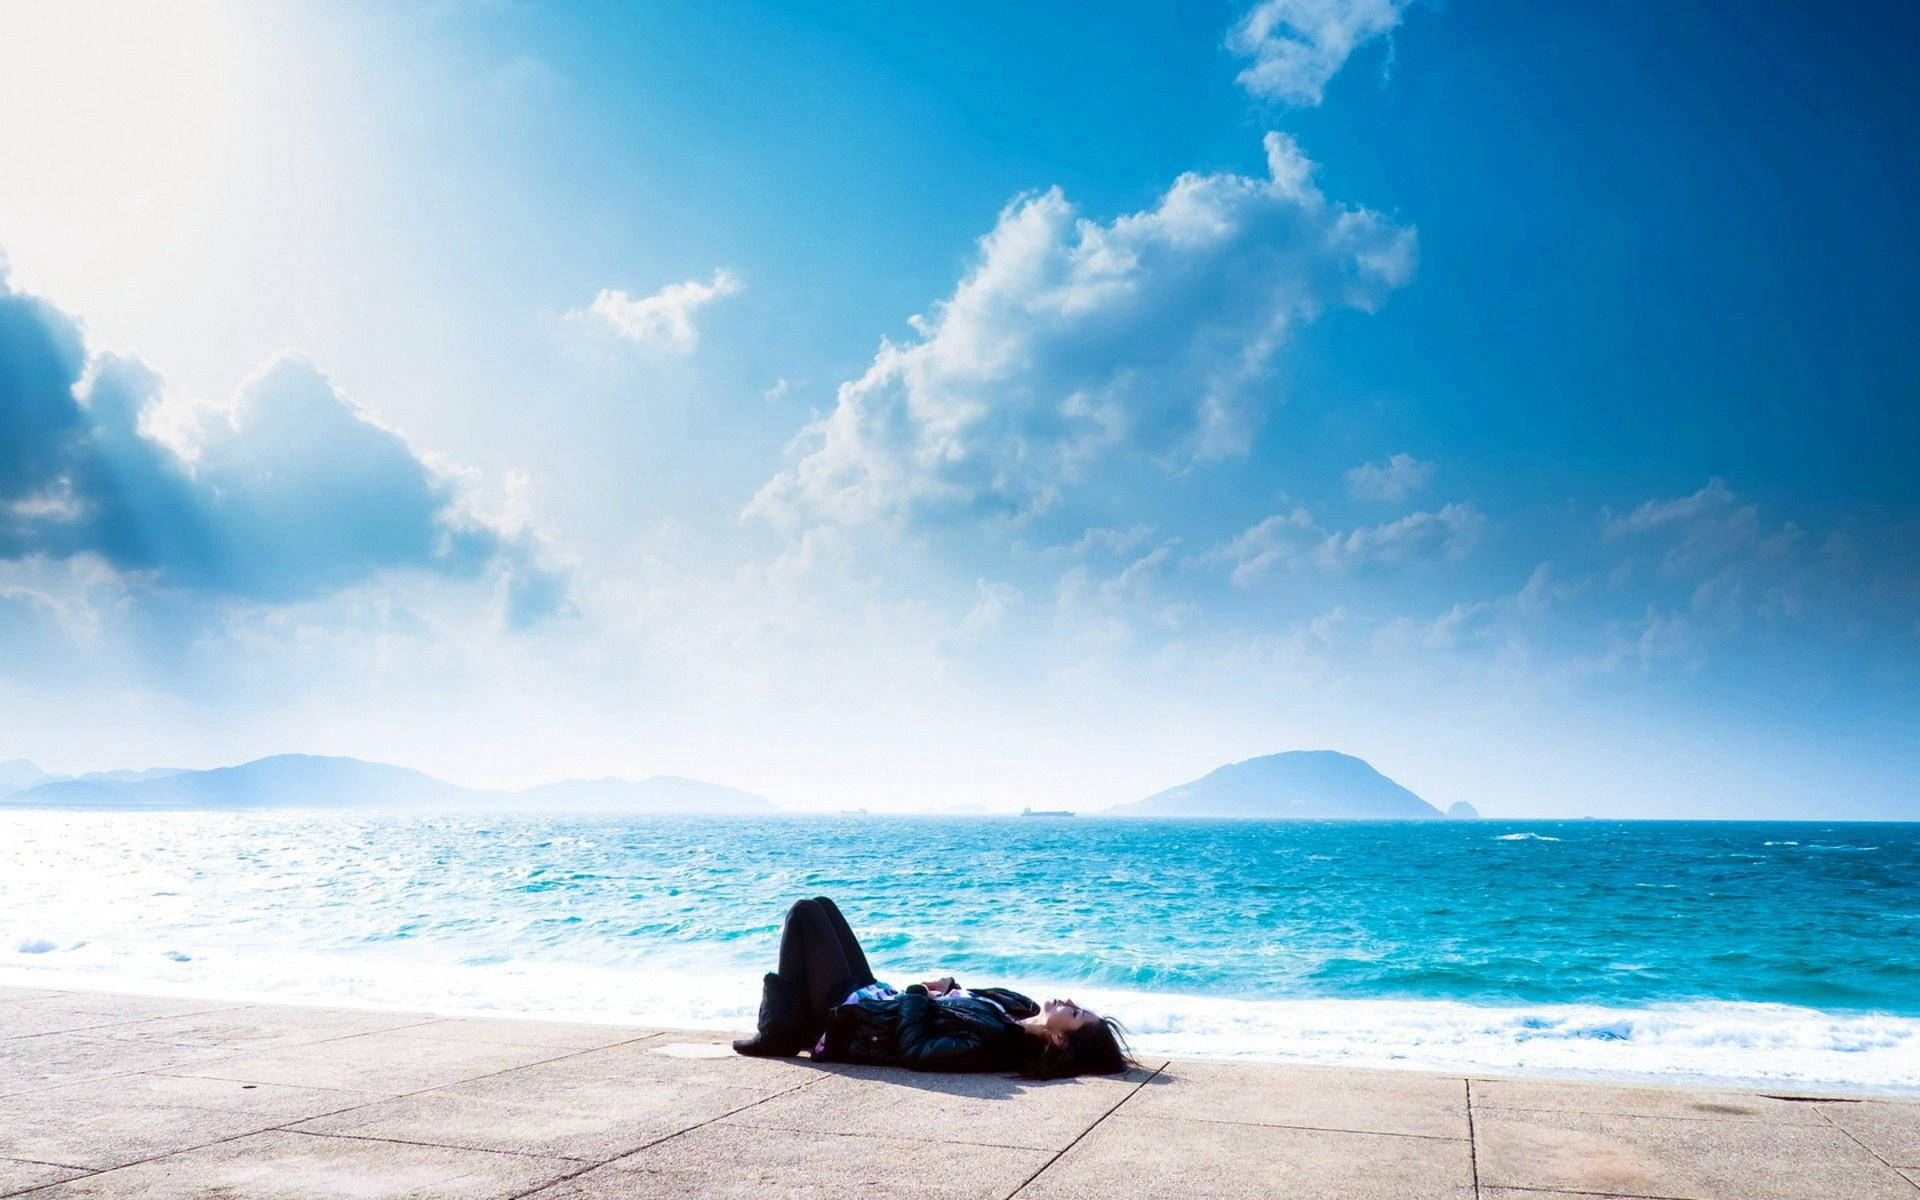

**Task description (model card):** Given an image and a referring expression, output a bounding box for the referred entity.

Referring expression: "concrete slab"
[1016,1112,1474,1200]
[291,1078,781,1161]
[1472,1076,1835,1124]
[442,1038,817,1105]
[1130,1059,1466,1139]
[1817,1099,1920,1166]
[0,987,77,1004]
[22,1129,578,1199]
[82,1004,436,1052]
[724,1062,1153,1151]
[0,1157,89,1196]
[0,1003,151,1040]
[0,1033,233,1098]
[2,988,1908,1200]
[175,1029,579,1094]
[0,994,250,1041]
[535,1121,1052,1199]
[5,993,241,1020]
[1479,1191,1673,1199]
[0,1087,285,1171]
[1474,1105,1916,1200]
[33,1071,378,1122]
[393,1017,653,1050]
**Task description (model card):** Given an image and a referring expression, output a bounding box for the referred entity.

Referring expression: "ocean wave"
[1495,832,1561,842]
[4,952,1915,1096]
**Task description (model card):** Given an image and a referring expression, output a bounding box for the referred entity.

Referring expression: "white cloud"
[750,133,1415,529]
[1603,478,1760,577]
[0,272,568,626]
[1214,507,1319,585]
[1603,477,1738,538]
[581,269,742,356]
[1343,451,1433,503]
[1213,501,1482,584]
[956,578,1022,641]
[1228,0,1412,106]
[1317,502,1483,569]
[1035,524,1158,560]
[1371,563,1583,655]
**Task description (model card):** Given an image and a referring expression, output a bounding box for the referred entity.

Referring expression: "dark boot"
[732,972,811,1057]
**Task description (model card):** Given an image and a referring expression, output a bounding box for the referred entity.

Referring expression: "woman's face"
[1042,998,1099,1034]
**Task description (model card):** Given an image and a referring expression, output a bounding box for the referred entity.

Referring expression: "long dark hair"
[1016,1015,1136,1079]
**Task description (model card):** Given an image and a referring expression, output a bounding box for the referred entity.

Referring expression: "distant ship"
[1020,806,1074,818]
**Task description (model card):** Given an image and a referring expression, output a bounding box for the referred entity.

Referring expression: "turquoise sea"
[3,812,1916,1092]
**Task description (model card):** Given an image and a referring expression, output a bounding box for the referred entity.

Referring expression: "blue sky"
[0,0,1914,816]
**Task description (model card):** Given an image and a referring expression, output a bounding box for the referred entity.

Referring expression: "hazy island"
[1107,750,1473,820]
[2,749,1475,819]
[0,754,774,814]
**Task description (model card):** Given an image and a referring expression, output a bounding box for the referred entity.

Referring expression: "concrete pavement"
[0,985,1913,1198]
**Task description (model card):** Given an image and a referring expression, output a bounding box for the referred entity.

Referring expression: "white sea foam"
[1495,832,1561,842]
[5,945,1915,1096]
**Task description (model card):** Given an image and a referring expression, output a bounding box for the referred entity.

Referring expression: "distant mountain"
[0,759,51,793]
[79,767,190,784]
[0,754,774,813]
[0,760,189,801]
[1109,750,1442,819]
[1446,801,1481,819]
[9,755,471,809]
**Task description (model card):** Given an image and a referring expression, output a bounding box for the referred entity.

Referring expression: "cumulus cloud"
[750,133,1415,529]
[582,269,742,355]
[1604,477,1740,538]
[0,271,567,624]
[1228,0,1412,106]
[1602,478,1762,577]
[1371,563,1584,657]
[1213,507,1320,585]
[956,578,1022,641]
[1343,451,1433,503]
[1213,501,1482,584]
[1320,502,1483,568]
[1038,524,1158,560]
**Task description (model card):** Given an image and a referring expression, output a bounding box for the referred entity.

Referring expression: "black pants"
[776,896,877,1033]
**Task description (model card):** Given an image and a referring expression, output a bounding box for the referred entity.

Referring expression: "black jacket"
[816,983,1039,1072]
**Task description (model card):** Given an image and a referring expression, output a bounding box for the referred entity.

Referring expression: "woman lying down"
[731,896,1134,1079]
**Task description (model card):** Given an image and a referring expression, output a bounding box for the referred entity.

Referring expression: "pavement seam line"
[0,1000,245,1043]
[0,1170,96,1200]
[279,1127,585,1164]
[0,1060,722,1199]
[499,1071,834,1200]
[717,1117,1058,1153]
[1490,1186,1698,1200]
[0,1156,91,1172]
[0,1085,442,1187]
[1002,1061,1168,1200]
[1467,1077,1482,1200]
[1813,1105,1920,1193]
[155,1027,661,1095]
[1,1031,678,1188]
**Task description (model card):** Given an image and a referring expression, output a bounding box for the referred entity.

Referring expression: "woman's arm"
[894,985,986,1070]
